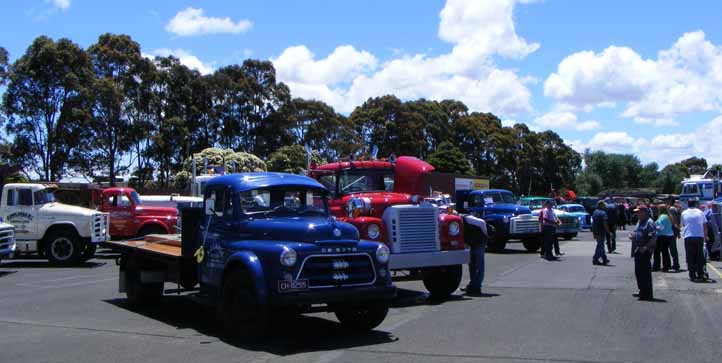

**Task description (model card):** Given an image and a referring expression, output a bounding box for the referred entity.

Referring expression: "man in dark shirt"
[592,201,610,265]
[630,204,657,301]
[605,199,619,253]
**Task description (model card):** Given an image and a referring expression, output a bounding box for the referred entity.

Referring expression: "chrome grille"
[91,213,109,242]
[296,254,376,288]
[0,227,15,250]
[510,215,540,234]
[384,205,440,254]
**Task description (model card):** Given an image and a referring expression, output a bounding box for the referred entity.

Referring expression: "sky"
[2,0,722,168]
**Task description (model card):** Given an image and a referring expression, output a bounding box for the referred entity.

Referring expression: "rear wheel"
[80,243,97,261]
[45,229,82,265]
[522,238,541,252]
[335,302,389,331]
[422,265,462,299]
[221,269,269,339]
[137,224,167,238]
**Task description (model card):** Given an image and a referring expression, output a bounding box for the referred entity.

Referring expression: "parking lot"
[2,231,722,363]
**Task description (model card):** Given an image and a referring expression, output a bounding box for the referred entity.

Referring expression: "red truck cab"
[310,156,469,299]
[100,188,178,238]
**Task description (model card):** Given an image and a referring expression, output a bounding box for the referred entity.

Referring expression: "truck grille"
[0,227,14,250]
[296,254,376,288]
[560,217,578,229]
[91,213,110,243]
[383,205,440,254]
[510,215,540,234]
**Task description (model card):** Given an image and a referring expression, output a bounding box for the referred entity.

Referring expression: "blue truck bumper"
[272,285,396,307]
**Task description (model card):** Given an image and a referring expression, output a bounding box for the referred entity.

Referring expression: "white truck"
[0,222,16,265]
[0,183,109,265]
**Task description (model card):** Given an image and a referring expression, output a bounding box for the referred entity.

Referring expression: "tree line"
[2,33,700,198]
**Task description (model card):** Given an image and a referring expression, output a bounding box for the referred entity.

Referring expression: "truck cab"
[456,189,542,252]
[310,156,468,299]
[0,183,109,265]
[100,188,178,238]
[680,170,721,210]
[109,172,394,337]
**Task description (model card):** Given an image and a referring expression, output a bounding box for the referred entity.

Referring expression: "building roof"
[206,173,326,193]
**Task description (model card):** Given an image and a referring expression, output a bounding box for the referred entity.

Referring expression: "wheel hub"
[51,238,74,260]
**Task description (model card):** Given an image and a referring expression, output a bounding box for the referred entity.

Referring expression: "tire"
[522,238,541,252]
[422,265,463,299]
[45,229,82,265]
[125,269,163,306]
[221,269,269,339]
[563,233,577,241]
[137,224,167,238]
[335,302,389,331]
[486,237,507,253]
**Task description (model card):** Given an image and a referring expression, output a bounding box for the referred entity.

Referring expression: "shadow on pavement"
[392,288,474,308]
[0,270,17,277]
[0,260,106,269]
[104,296,397,355]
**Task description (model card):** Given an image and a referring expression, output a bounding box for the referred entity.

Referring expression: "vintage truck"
[455,189,543,252]
[0,222,16,265]
[0,183,109,264]
[309,156,468,299]
[107,173,395,338]
[99,187,179,239]
[519,196,581,240]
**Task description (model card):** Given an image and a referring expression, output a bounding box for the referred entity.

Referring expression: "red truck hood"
[339,192,412,218]
[135,206,178,217]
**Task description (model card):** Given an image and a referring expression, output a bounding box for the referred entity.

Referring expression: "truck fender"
[223,251,267,305]
[137,220,172,234]
[42,222,80,241]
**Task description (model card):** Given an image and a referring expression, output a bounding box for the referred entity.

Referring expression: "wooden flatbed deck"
[106,234,183,258]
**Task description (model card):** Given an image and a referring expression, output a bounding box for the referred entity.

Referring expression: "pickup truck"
[0,183,109,265]
[107,172,395,338]
[455,189,543,252]
[99,187,178,238]
[0,222,16,265]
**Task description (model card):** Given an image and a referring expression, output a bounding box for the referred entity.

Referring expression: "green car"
[518,196,581,240]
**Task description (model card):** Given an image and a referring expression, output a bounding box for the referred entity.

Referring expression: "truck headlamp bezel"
[448,221,460,236]
[280,247,298,267]
[375,244,390,264]
[367,223,381,239]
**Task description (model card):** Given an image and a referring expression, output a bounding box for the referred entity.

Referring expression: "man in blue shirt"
[630,204,657,301]
[592,201,610,265]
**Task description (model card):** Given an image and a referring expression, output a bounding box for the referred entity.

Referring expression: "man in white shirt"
[540,200,560,261]
[681,199,709,282]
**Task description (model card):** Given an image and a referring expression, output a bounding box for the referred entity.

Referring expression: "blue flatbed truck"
[107,173,395,338]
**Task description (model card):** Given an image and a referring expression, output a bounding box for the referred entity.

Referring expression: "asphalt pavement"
[2,231,722,363]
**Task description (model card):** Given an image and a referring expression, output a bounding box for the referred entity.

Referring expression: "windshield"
[33,189,56,205]
[524,199,551,210]
[567,206,585,213]
[481,192,515,204]
[338,169,394,194]
[240,187,328,217]
[682,183,699,194]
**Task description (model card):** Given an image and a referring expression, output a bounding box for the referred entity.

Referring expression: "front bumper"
[272,285,396,307]
[556,226,580,234]
[388,248,469,270]
[0,243,15,259]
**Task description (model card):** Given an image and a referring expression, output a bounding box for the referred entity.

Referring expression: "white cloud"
[544,31,722,120]
[145,49,215,75]
[534,110,577,129]
[587,131,639,151]
[166,7,252,36]
[273,0,537,114]
[632,117,679,127]
[576,120,601,131]
[46,0,70,11]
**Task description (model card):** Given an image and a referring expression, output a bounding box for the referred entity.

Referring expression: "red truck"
[310,156,469,299]
[99,187,178,238]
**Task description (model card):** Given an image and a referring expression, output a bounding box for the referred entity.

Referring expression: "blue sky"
[2,0,722,167]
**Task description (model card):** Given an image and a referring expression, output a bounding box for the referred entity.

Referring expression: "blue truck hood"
[241,216,360,244]
[481,203,531,215]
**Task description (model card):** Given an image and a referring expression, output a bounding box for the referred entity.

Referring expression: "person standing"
[704,203,721,261]
[681,199,708,282]
[618,203,627,230]
[630,205,657,301]
[667,200,682,271]
[461,214,487,296]
[541,200,560,261]
[653,205,674,272]
[605,199,619,253]
[592,201,610,265]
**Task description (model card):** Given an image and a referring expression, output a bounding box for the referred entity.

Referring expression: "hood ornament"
[333,228,342,237]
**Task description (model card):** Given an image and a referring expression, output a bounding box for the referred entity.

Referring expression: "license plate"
[278,279,309,292]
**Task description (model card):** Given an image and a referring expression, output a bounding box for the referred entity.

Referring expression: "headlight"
[367,224,380,239]
[375,244,390,264]
[280,247,297,267]
[448,221,460,236]
[502,216,509,223]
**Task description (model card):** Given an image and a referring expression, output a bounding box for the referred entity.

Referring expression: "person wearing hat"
[681,198,709,282]
[629,204,657,301]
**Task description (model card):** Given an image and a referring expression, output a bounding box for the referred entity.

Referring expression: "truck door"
[199,187,232,286]
[2,187,38,244]
[103,191,134,237]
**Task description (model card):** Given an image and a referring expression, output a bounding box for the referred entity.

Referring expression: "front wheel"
[335,302,389,331]
[45,230,82,265]
[563,233,577,241]
[522,238,541,252]
[221,269,269,339]
[422,265,462,299]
